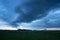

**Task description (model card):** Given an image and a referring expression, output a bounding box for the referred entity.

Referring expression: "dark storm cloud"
[22,12,60,29]
[14,0,48,22]
[11,0,60,27]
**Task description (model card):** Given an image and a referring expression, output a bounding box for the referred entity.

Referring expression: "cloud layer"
[0,0,60,30]
[12,0,60,26]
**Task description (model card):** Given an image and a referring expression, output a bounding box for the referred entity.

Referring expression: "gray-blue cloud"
[18,8,60,29]
[0,0,60,30]
[11,0,60,27]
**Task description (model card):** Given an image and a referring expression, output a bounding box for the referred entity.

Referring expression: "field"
[0,29,60,40]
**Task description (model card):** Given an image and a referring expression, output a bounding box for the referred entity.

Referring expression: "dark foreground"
[0,29,60,40]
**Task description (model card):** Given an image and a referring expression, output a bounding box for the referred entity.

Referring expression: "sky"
[0,0,60,30]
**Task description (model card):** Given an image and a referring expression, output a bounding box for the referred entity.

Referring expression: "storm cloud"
[10,0,60,26]
[0,0,60,30]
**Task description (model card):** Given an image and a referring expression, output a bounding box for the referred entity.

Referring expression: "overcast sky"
[0,0,60,30]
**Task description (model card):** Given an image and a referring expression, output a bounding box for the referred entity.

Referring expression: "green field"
[0,30,60,40]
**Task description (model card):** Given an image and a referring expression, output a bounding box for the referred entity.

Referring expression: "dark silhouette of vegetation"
[0,29,60,40]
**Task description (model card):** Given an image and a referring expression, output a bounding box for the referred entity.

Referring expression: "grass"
[0,29,60,40]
